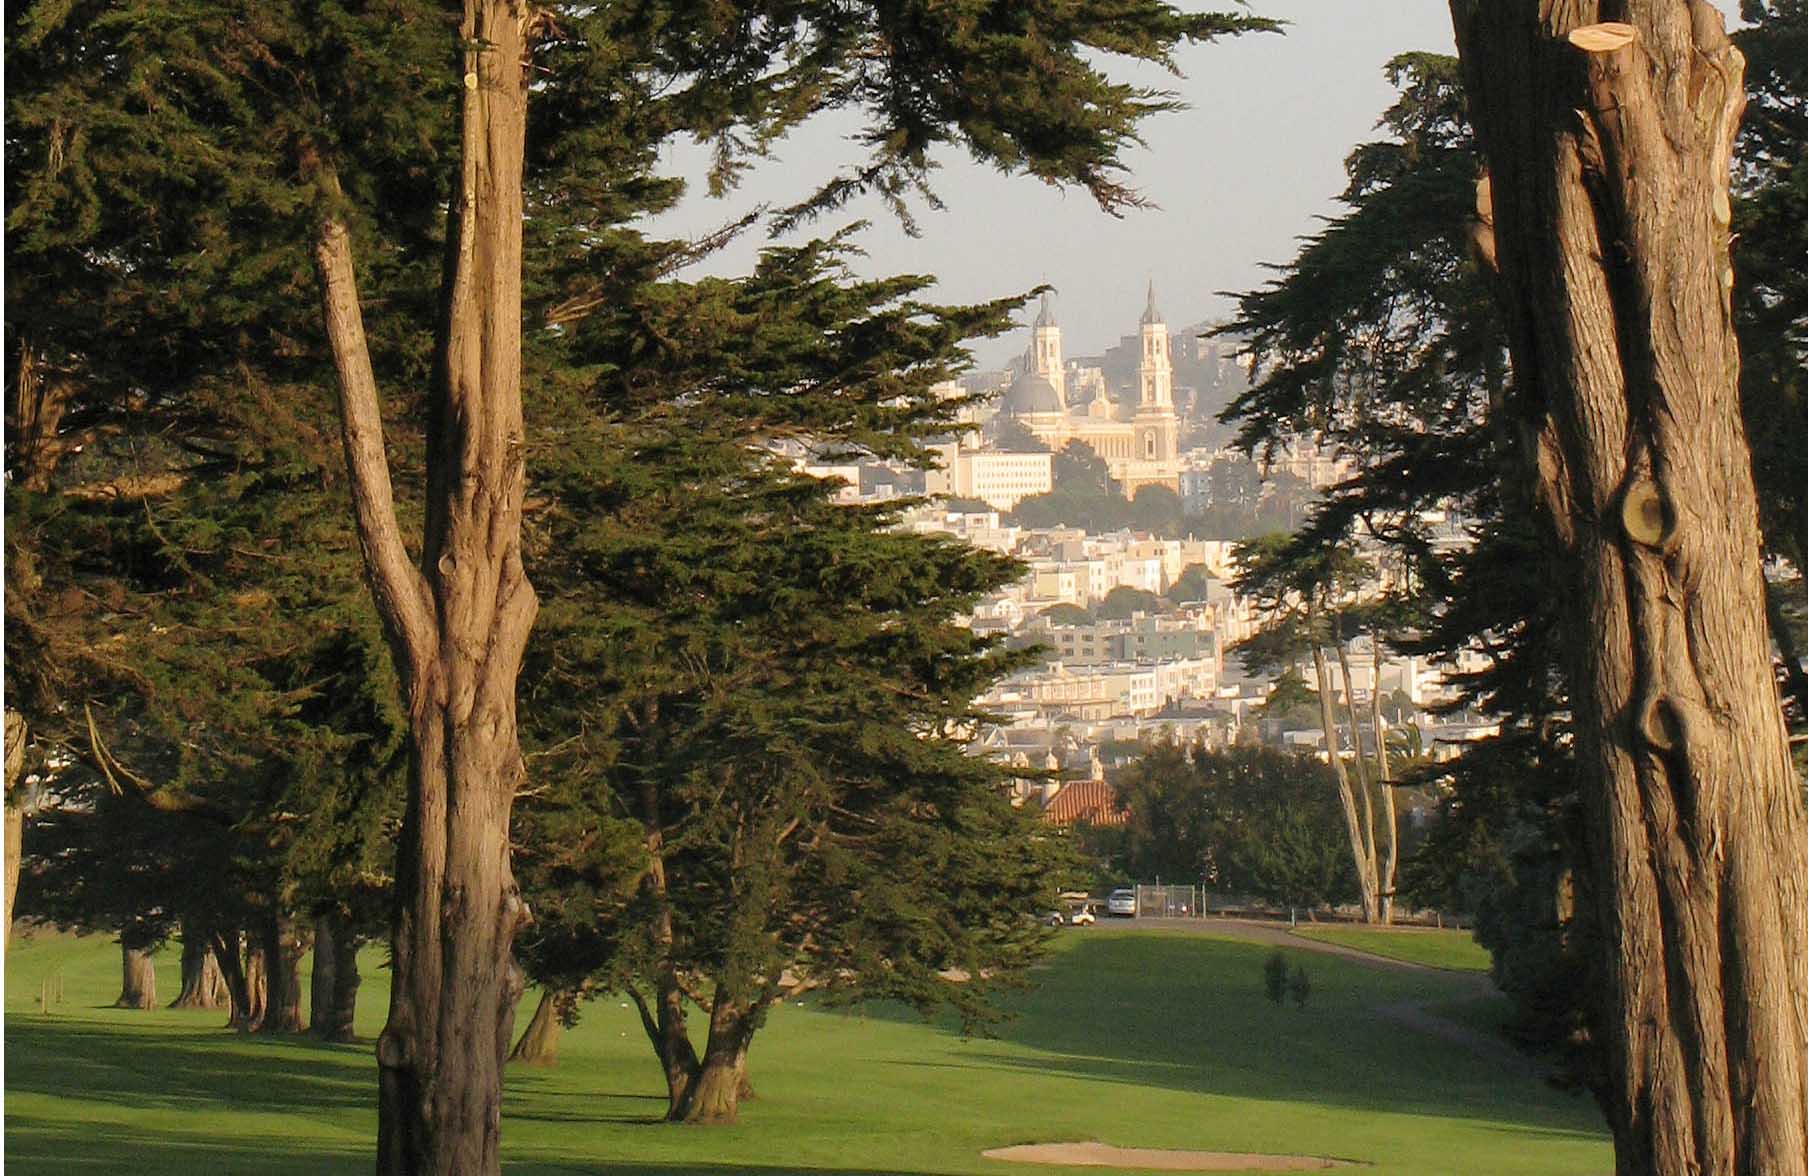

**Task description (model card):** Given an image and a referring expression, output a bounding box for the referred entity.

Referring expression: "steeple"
[1139,279,1162,327]
[1034,291,1057,329]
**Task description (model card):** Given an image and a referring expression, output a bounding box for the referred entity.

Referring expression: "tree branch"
[311,177,436,681]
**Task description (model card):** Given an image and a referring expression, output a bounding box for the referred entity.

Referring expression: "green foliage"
[512,238,1064,1039]
[1167,562,1217,602]
[1095,585,1165,620]
[1113,743,1357,909]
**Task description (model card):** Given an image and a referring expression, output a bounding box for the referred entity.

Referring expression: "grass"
[4,927,1606,1175]
[1288,925,1494,973]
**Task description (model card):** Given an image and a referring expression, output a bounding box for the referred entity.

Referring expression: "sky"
[642,2,1737,370]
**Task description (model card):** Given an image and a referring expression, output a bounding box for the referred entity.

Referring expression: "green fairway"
[1288,925,1494,973]
[4,928,1604,1175]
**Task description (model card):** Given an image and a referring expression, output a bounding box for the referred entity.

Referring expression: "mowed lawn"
[4,929,1607,1175]
[1288,926,1494,973]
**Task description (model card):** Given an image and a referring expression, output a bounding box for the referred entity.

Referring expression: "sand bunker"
[982,1141,1358,1171]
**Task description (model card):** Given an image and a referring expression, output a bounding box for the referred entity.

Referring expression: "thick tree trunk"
[209,929,252,1029]
[115,925,158,1009]
[310,915,338,1032]
[259,912,307,1035]
[1451,5,1808,1174]
[313,4,536,1173]
[1308,624,1379,921]
[241,935,269,1031]
[4,709,25,952]
[507,989,564,1066]
[679,992,755,1125]
[170,932,229,1010]
[310,912,362,1042]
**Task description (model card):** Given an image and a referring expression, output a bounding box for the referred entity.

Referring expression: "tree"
[508,244,1063,1122]
[1448,4,1808,1171]
[1113,742,1355,910]
[1096,586,1166,620]
[993,417,1051,453]
[12,0,1274,1165]
[1234,534,1389,922]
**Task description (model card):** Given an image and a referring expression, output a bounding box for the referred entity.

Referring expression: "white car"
[1106,888,1138,917]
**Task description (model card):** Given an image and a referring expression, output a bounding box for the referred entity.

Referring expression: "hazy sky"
[640,3,1728,369]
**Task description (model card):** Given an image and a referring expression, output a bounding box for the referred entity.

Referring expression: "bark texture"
[679,992,757,1125]
[1308,622,1379,922]
[313,5,536,1171]
[507,989,564,1066]
[170,933,229,1010]
[630,756,702,1117]
[1450,4,1808,1173]
[4,709,25,951]
[259,913,307,1035]
[115,926,158,1009]
[310,912,362,1042]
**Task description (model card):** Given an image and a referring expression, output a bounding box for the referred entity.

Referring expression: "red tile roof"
[1042,779,1127,828]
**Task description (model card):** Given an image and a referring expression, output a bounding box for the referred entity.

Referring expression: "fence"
[1134,884,1200,918]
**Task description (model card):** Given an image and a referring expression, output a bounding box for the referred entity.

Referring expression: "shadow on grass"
[5,1120,937,1176]
[5,1017,372,1118]
[831,933,1603,1140]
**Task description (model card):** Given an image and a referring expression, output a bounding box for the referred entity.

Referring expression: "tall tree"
[11,0,1272,1166]
[1233,534,1388,922]
[509,239,1062,1123]
[1448,5,1808,1173]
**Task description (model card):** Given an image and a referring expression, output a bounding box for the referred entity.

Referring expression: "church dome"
[1002,369,1064,416]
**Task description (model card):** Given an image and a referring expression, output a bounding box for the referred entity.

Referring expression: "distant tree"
[1054,440,1119,497]
[1129,484,1185,536]
[992,417,1051,453]
[1039,603,1092,627]
[1167,563,1218,602]
[1234,534,1389,922]
[1096,586,1166,621]
[1114,743,1354,909]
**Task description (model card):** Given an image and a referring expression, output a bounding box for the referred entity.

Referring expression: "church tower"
[1031,292,1066,403]
[1132,282,1179,471]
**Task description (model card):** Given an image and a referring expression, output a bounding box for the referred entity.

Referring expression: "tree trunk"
[170,932,228,1010]
[258,912,307,1035]
[1334,637,1383,920]
[241,934,269,1031]
[312,5,537,1172]
[115,925,158,1009]
[311,914,338,1032]
[210,926,260,1027]
[1308,621,1379,922]
[4,709,25,952]
[678,991,754,1125]
[311,911,362,1042]
[507,989,564,1066]
[629,743,702,1117]
[1450,5,1808,1173]
[1369,637,1399,923]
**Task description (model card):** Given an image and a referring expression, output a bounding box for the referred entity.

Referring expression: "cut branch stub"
[1620,481,1671,548]
[1568,23,1636,53]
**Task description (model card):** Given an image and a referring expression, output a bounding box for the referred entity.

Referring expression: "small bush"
[1263,949,1289,1005]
